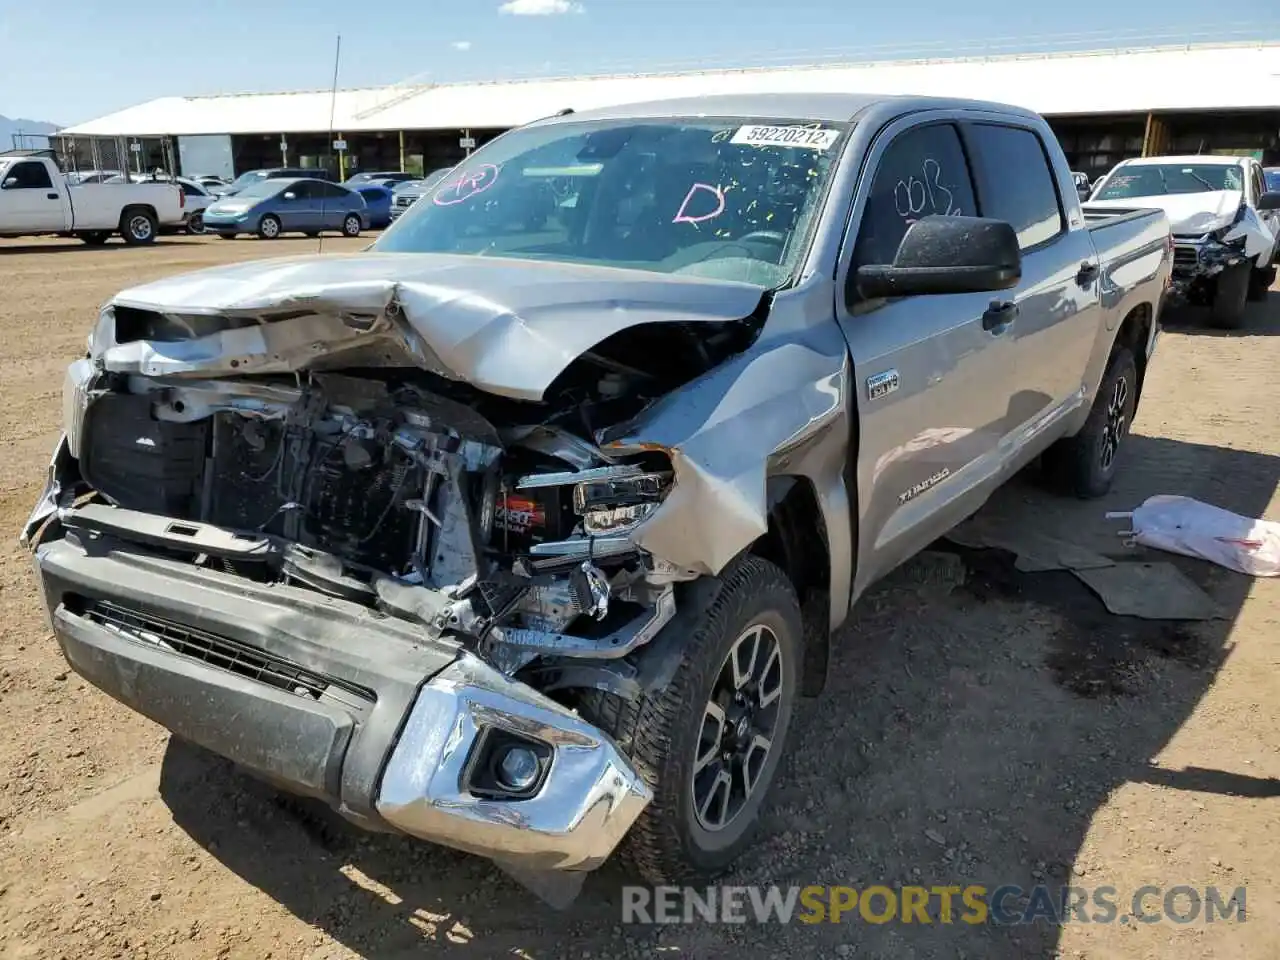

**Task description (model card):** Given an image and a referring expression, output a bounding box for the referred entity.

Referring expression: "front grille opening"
[75,598,374,704]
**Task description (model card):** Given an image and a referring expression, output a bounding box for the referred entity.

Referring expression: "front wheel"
[342,214,362,237]
[1210,262,1250,328]
[578,555,800,883]
[257,214,282,239]
[1247,264,1276,302]
[1041,346,1137,499]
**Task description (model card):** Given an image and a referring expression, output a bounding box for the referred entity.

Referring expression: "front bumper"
[202,218,247,235]
[25,464,650,871]
[1169,235,1248,293]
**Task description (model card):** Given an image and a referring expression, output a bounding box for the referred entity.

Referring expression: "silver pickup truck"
[22,94,1171,899]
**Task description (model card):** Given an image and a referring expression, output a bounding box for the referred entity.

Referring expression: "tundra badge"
[867,369,900,401]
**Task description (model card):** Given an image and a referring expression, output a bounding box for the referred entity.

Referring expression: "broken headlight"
[510,459,673,546]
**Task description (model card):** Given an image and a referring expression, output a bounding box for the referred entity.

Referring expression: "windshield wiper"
[1184,170,1218,191]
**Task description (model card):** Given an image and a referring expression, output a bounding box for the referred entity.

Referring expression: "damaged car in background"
[1087,154,1280,328]
[24,93,1171,904]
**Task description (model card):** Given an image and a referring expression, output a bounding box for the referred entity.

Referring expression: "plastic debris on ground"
[1108,495,1280,578]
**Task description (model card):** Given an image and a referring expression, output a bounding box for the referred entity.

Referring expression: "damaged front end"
[1167,202,1270,302]
[23,261,775,885]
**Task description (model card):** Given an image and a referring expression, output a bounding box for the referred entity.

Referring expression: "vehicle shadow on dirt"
[1161,291,1280,335]
[158,432,1277,959]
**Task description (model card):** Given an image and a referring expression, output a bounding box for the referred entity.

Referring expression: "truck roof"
[0,148,56,159]
[526,92,1040,125]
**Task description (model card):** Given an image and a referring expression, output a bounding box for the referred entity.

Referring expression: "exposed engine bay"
[72,366,702,681]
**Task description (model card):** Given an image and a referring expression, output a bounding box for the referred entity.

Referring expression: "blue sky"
[1,0,1277,125]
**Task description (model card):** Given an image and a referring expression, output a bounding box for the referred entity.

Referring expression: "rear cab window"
[962,123,1065,250]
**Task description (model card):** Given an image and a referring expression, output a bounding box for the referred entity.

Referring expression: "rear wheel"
[186,212,206,235]
[578,555,800,883]
[1210,262,1250,328]
[342,214,361,237]
[119,208,157,245]
[1042,345,1137,499]
[257,215,281,239]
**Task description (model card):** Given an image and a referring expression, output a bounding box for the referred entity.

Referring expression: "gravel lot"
[0,234,1277,960]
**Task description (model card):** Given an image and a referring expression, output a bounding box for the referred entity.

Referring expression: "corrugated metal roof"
[60,41,1280,138]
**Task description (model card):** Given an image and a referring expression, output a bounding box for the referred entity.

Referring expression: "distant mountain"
[0,115,60,150]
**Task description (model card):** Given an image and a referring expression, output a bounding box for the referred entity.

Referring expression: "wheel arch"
[750,475,835,697]
[1113,302,1153,410]
[118,204,158,228]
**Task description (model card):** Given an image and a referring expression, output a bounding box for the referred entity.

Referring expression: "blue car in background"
[354,184,394,229]
[1266,167,1280,193]
[202,178,368,239]
[344,170,417,188]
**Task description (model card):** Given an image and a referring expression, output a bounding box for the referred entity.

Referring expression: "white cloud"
[498,0,583,15]
[450,40,473,51]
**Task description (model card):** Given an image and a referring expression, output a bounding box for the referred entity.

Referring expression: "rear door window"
[853,122,977,270]
[963,123,1065,249]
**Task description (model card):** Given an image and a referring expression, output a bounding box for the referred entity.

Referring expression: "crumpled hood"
[1088,190,1244,236]
[105,253,766,401]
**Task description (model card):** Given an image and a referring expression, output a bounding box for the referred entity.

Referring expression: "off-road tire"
[578,555,801,884]
[1042,345,1137,499]
[1247,264,1276,302]
[119,208,157,245]
[257,215,282,240]
[1210,262,1250,328]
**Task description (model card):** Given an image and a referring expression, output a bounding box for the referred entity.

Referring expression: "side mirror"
[1257,191,1280,212]
[282,191,296,201]
[1,177,18,189]
[854,216,1022,300]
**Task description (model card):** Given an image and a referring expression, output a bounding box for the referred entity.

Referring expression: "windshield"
[228,170,270,191]
[1094,163,1246,200]
[374,117,848,287]
[223,179,285,200]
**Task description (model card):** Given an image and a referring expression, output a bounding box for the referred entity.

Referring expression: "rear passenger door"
[315,182,350,230]
[959,120,1100,432]
[836,116,1020,590]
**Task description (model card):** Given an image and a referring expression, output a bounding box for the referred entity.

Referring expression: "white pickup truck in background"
[0,150,185,246]
[1087,154,1280,328]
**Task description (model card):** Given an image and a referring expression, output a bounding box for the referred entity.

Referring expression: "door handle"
[1076,260,1099,285]
[46,192,58,200]
[982,299,1018,332]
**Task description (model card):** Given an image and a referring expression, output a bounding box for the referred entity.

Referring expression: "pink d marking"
[672,183,726,224]
[433,164,500,206]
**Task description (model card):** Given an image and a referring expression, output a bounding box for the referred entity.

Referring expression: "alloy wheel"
[691,623,785,832]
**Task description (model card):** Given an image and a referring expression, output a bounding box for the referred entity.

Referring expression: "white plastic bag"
[1114,495,1280,577]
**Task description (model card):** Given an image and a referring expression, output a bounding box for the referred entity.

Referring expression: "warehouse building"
[54,41,1280,182]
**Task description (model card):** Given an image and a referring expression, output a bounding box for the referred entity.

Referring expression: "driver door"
[834,116,1019,593]
[1,161,63,231]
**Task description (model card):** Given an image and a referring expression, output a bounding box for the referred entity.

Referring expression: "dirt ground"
[0,234,1277,960]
